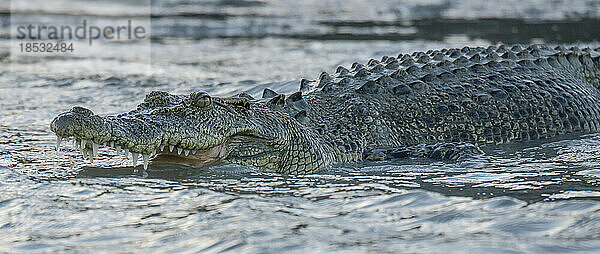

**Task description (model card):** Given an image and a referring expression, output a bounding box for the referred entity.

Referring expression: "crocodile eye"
[190,91,212,108]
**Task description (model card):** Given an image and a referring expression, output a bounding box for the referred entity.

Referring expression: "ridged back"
[300,45,600,159]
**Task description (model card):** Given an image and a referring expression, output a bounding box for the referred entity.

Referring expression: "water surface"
[1,0,600,253]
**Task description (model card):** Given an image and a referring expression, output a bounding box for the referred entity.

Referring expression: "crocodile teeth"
[87,148,94,162]
[116,145,122,154]
[177,147,183,155]
[184,149,190,156]
[56,136,63,151]
[169,145,174,152]
[142,154,149,170]
[160,145,165,151]
[75,138,81,149]
[192,150,197,155]
[132,153,138,167]
[92,142,99,158]
[124,148,129,157]
[87,141,95,161]
[80,140,87,154]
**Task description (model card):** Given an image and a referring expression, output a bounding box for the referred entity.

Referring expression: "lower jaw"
[153,143,229,168]
[56,136,229,170]
[151,154,224,168]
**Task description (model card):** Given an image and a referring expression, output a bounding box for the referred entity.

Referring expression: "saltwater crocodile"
[51,45,600,174]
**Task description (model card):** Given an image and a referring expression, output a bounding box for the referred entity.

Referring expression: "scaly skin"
[51,44,600,174]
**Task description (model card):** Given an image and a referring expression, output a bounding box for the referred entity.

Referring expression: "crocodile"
[51,44,600,174]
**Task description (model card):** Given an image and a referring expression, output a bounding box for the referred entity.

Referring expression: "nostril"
[50,113,78,137]
[71,106,93,116]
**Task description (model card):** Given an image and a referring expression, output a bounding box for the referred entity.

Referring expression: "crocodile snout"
[50,106,94,137]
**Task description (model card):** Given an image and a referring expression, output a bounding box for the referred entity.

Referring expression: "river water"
[1,0,600,253]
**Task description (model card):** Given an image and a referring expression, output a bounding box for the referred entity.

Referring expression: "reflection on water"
[1,0,600,252]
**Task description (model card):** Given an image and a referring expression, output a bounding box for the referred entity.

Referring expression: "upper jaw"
[51,107,164,153]
[50,107,163,169]
[50,106,111,142]
[51,106,232,170]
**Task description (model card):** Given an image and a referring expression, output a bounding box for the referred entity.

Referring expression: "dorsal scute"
[295,44,600,97]
[238,92,254,100]
[299,78,313,92]
[256,85,313,124]
[262,88,278,99]
[266,94,285,109]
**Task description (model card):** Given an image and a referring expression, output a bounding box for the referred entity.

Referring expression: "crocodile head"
[50,91,332,174]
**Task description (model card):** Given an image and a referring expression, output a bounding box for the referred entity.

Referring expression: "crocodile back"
[303,45,600,160]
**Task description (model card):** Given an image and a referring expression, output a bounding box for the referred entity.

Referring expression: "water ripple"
[1,0,600,252]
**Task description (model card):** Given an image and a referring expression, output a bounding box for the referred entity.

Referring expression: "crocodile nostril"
[71,106,93,116]
[50,113,77,137]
